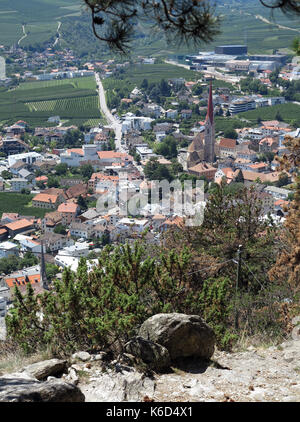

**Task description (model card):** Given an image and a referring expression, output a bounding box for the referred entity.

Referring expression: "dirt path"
[53,21,62,48]
[255,14,300,34]
[17,25,27,46]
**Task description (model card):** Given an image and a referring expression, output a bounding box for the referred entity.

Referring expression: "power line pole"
[40,240,49,291]
[235,245,242,330]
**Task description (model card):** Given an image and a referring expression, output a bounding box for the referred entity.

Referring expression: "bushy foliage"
[6,182,296,355]
[6,244,200,354]
[0,252,38,276]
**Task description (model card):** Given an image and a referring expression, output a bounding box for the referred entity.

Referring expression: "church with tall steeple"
[204,80,215,163]
[186,80,215,169]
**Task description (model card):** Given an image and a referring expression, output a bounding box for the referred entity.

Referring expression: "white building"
[116,218,150,233]
[0,241,19,259]
[229,98,256,114]
[136,147,156,161]
[264,186,293,200]
[268,97,285,106]
[10,178,31,192]
[121,114,153,134]
[54,255,98,273]
[165,109,178,119]
[69,222,94,239]
[56,242,92,258]
[60,144,99,167]
[8,152,43,168]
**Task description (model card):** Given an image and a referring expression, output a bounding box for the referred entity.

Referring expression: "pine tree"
[269,136,300,291]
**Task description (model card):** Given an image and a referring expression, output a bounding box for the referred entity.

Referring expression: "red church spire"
[206,80,214,124]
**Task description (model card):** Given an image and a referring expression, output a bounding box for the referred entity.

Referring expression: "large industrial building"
[185,45,288,72]
[214,45,248,55]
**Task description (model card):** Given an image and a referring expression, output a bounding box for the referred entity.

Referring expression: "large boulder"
[21,359,68,381]
[123,336,171,371]
[0,373,85,402]
[139,313,215,360]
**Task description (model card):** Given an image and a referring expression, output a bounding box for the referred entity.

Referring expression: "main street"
[95,73,144,176]
[95,72,124,153]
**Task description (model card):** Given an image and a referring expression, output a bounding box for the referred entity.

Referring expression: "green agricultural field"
[0,0,81,46]
[115,63,199,85]
[0,193,49,218]
[0,76,102,128]
[17,77,97,91]
[237,103,300,124]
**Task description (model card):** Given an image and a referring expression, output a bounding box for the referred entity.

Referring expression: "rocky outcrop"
[139,313,215,360]
[80,367,155,402]
[71,352,91,362]
[123,337,171,371]
[21,359,68,381]
[0,372,85,402]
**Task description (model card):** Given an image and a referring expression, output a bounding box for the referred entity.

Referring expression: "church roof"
[188,134,204,153]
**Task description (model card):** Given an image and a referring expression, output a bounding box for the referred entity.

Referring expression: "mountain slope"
[0,0,299,55]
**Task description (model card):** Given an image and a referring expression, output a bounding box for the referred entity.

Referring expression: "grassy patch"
[111,63,199,86]
[237,103,300,124]
[0,192,50,218]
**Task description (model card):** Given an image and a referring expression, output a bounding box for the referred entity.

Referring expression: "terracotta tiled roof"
[5,219,34,231]
[90,172,119,182]
[249,163,267,169]
[35,176,48,182]
[220,167,235,178]
[262,121,280,127]
[259,137,278,146]
[5,274,41,289]
[1,213,19,221]
[274,199,289,207]
[242,171,282,183]
[32,193,58,204]
[219,138,237,149]
[97,151,133,160]
[161,216,184,228]
[57,202,79,213]
[67,148,84,156]
[189,163,216,172]
[66,183,88,199]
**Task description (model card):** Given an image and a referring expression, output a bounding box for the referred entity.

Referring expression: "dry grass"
[0,340,52,375]
[233,332,288,353]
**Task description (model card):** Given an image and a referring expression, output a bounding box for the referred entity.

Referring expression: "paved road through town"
[95,73,144,176]
[95,72,124,153]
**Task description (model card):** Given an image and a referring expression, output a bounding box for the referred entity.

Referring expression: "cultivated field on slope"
[0,76,102,128]
[0,0,299,54]
[0,0,81,46]
[59,0,300,59]
[237,103,300,124]
[104,63,199,88]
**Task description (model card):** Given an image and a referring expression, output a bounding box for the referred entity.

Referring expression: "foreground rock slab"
[80,368,155,402]
[0,373,85,402]
[139,313,215,360]
[22,359,68,381]
[153,344,300,402]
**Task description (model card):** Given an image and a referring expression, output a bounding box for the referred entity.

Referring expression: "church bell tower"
[204,81,215,163]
